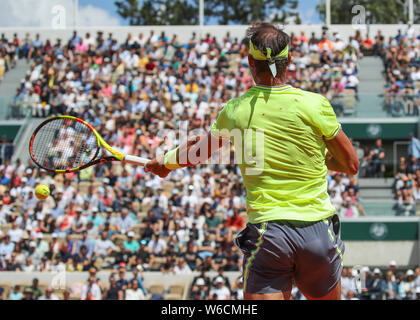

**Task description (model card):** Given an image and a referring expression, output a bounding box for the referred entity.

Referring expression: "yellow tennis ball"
[35,184,50,200]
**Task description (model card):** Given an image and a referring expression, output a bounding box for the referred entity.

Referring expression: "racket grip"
[123,155,150,166]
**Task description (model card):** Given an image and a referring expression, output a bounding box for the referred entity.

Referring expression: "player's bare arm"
[145,133,226,178]
[324,130,359,175]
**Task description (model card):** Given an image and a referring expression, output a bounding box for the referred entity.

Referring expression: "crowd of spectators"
[327,171,364,218]
[0,33,20,83]
[1,262,419,300]
[391,133,420,216]
[381,26,420,117]
[337,262,420,300]
[0,27,416,300]
[287,29,362,116]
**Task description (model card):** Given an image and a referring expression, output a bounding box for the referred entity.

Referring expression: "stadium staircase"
[12,117,44,164]
[358,178,396,216]
[355,56,387,118]
[351,57,397,216]
[0,60,29,119]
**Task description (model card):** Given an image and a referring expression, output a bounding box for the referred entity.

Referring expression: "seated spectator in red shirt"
[226,209,244,231]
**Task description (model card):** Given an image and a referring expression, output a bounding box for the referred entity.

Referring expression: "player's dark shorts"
[234,214,344,298]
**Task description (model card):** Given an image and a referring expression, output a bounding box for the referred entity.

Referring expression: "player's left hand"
[144,155,171,178]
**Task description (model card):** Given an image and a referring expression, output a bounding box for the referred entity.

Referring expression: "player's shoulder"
[292,87,330,105]
[220,91,252,116]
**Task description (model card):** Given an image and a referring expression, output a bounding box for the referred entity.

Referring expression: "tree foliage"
[115,0,301,26]
[205,0,300,25]
[115,0,199,25]
[316,0,418,25]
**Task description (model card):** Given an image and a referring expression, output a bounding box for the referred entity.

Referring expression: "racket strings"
[31,118,98,171]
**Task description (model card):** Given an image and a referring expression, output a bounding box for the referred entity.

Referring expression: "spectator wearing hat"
[123,231,139,253]
[367,268,384,300]
[388,260,400,281]
[181,185,199,208]
[191,277,208,300]
[359,266,373,300]
[209,277,231,300]
[191,267,211,300]
[400,269,417,300]
[21,287,34,300]
[24,278,43,300]
[231,276,244,300]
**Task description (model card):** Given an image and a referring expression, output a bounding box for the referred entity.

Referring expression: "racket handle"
[123,155,150,166]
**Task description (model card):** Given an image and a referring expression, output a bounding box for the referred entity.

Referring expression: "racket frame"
[29,115,126,173]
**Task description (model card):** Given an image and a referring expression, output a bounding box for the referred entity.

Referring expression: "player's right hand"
[144,155,171,178]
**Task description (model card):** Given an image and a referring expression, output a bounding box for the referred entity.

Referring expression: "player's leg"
[235,222,294,301]
[294,215,345,300]
[302,280,341,300]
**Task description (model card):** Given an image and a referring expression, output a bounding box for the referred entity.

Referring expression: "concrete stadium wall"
[0,24,417,43]
[343,241,420,268]
[0,271,241,292]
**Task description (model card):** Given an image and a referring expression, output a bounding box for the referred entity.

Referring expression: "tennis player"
[145,22,359,300]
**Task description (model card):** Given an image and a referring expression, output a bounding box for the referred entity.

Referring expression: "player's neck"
[255,76,287,87]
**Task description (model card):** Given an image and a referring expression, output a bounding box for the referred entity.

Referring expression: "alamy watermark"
[351,5,367,31]
[51,5,66,29]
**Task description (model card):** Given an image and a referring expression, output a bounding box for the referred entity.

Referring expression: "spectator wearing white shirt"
[147,233,167,256]
[414,267,420,290]
[209,277,231,300]
[7,222,23,243]
[181,185,199,208]
[125,280,145,300]
[153,187,168,210]
[93,231,117,258]
[400,269,417,300]
[341,267,357,299]
[81,276,102,300]
[173,257,192,275]
[38,287,59,300]
[411,66,420,81]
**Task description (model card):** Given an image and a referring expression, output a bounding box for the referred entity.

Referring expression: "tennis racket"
[29,115,149,173]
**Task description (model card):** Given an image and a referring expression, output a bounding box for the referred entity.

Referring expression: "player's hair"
[246,22,290,77]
